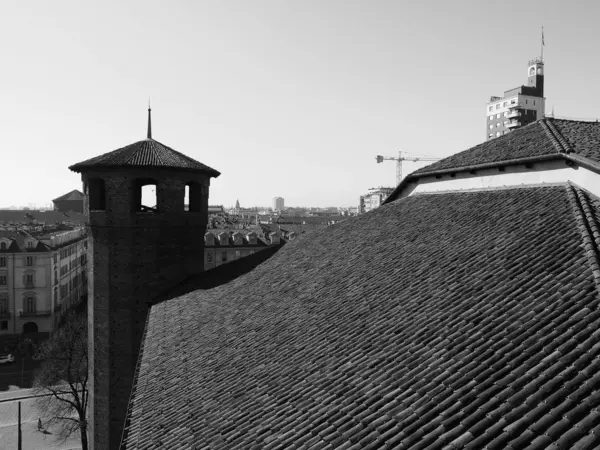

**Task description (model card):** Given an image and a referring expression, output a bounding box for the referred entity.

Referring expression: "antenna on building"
[147,98,152,140]
[541,26,545,62]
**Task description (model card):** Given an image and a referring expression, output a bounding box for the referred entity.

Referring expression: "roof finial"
[147,98,152,140]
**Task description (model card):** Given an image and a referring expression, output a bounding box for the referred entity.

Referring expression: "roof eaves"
[383,153,568,205]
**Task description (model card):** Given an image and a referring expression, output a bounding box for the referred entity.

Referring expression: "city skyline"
[2,0,599,207]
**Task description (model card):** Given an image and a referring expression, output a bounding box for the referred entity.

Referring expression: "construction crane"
[375,151,440,185]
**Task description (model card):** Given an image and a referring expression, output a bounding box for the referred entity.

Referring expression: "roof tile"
[122,185,600,449]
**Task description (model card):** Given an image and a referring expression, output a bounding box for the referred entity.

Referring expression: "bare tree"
[33,311,88,450]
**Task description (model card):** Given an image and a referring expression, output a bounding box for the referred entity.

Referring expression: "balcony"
[507,110,522,119]
[506,120,521,129]
[20,310,51,317]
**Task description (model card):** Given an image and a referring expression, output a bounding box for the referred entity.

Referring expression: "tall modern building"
[272,197,284,211]
[486,57,545,140]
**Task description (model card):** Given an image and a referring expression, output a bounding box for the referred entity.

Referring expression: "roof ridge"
[566,185,600,289]
[541,119,574,154]
[149,141,167,166]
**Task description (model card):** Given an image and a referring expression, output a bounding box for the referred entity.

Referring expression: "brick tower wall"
[83,168,210,450]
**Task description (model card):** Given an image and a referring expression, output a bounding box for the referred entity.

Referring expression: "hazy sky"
[2,0,598,208]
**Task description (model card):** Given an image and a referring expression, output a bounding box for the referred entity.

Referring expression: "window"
[504,121,508,125]
[489,125,493,129]
[0,276,6,285]
[488,134,493,139]
[496,114,500,119]
[0,297,7,314]
[25,274,34,286]
[488,106,493,112]
[134,179,158,212]
[495,104,500,110]
[26,256,34,266]
[0,242,6,250]
[489,116,493,121]
[53,254,57,264]
[496,131,501,137]
[0,257,5,267]
[24,296,36,313]
[207,252,213,263]
[496,123,500,128]
[235,250,241,259]
[89,178,106,211]
[533,100,536,105]
[503,102,507,107]
[511,99,516,104]
[222,251,227,262]
[0,321,7,330]
[504,112,508,117]
[185,183,204,213]
[27,241,33,249]
[525,100,528,104]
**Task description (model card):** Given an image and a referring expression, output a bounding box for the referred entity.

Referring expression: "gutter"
[383,153,600,205]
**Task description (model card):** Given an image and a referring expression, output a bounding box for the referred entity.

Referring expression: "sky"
[1,0,599,208]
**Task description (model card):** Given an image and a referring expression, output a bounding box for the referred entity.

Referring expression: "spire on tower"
[147,98,152,140]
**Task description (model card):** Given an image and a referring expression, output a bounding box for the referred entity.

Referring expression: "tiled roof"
[412,118,600,176]
[0,210,87,225]
[122,184,600,449]
[68,139,220,177]
[52,190,83,202]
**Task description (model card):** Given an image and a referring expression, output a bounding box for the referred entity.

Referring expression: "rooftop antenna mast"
[541,26,545,62]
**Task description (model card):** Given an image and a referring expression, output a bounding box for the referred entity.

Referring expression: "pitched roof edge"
[383,153,567,205]
[119,309,151,448]
[566,184,600,289]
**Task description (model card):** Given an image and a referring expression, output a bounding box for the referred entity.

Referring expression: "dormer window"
[205,233,215,246]
[0,242,6,251]
[27,241,33,249]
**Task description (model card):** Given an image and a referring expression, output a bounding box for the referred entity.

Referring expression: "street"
[0,356,41,391]
[0,389,82,449]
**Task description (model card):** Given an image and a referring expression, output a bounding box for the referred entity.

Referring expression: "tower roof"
[69,139,220,177]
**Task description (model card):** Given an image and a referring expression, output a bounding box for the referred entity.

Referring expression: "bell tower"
[69,107,220,449]
[527,58,544,97]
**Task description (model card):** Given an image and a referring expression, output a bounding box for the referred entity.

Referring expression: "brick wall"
[83,168,210,449]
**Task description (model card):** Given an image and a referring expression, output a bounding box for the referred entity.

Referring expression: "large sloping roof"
[123,184,600,449]
[52,190,83,202]
[68,139,220,177]
[412,118,600,176]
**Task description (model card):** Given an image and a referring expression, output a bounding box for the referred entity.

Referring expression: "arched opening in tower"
[88,179,106,211]
[186,182,203,213]
[133,179,158,213]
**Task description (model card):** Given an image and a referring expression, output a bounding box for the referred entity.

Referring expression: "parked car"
[0,354,16,364]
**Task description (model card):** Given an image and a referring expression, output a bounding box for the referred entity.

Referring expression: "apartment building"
[0,228,87,335]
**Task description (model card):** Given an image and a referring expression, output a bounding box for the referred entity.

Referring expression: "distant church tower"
[69,107,220,449]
